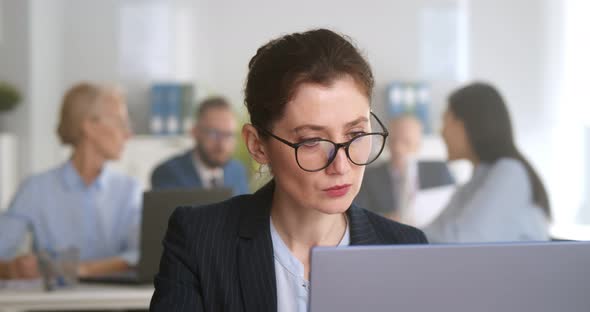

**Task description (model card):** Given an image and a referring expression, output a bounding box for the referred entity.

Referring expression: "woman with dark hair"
[424,82,550,243]
[150,29,427,312]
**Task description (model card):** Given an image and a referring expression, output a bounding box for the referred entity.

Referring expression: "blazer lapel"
[237,182,277,312]
[347,205,381,245]
[222,162,233,188]
[180,150,203,187]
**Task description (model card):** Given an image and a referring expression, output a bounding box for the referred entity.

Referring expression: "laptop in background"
[310,242,590,312]
[82,187,232,284]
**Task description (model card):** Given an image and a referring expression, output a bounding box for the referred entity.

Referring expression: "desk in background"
[0,283,153,312]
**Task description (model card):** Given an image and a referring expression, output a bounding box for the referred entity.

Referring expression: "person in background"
[0,82,141,279]
[424,82,551,243]
[355,114,454,223]
[150,97,249,195]
[149,28,427,312]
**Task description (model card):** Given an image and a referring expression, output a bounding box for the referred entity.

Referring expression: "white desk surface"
[0,283,153,312]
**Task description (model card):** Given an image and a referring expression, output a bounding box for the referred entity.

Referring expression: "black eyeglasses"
[256,112,389,172]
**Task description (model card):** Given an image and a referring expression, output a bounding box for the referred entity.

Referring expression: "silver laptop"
[81,187,232,284]
[310,242,590,311]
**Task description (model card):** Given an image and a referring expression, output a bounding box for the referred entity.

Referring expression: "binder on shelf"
[150,82,195,135]
[415,83,431,133]
[165,85,182,135]
[150,84,166,135]
[387,82,405,117]
[386,81,432,134]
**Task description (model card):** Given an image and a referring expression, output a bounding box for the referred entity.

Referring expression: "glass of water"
[37,247,80,291]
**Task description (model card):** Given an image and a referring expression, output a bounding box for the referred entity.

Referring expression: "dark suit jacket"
[150,150,249,195]
[149,181,427,312]
[355,161,455,216]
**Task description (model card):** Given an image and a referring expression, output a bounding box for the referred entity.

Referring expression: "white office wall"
[0,0,65,181]
[193,0,461,119]
[0,133,17,211]
[29,0,64,174]
[467,0,554,213]
[0,0,31,183]
[0,0,585,224]
[467,0,586,224]
[0,0,197,187]
[0,1,3,43]
[62,0,199,135]
[62,0,120,86]
[198,0,583,223]
[560,0,590,223]
[3,0,461,177]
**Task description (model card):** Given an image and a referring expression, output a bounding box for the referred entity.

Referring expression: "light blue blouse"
[0,161,142,264]
[270,218,350,312]
[424,158,549,243]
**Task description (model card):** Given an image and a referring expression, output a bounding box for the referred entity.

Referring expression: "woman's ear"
[242,124,269,165]
[80,117,96,140]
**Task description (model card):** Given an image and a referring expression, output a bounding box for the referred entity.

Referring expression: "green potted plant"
[0,82,21,113]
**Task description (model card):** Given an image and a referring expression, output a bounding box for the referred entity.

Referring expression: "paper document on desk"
[412,185,455,228]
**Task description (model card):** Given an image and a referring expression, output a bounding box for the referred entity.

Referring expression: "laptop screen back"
[310,242,590,312]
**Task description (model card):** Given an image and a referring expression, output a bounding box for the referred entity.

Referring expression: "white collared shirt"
[270,217,350,312]
[192,151,224,188]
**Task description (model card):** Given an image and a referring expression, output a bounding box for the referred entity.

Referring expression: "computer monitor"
[82,187,231,284]
[137,188,232,281]
[310,242,590,312]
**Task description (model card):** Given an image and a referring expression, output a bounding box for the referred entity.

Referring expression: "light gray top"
[423,158,549,243]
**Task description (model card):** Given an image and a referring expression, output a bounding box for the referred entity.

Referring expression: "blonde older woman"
[0,82,141,279]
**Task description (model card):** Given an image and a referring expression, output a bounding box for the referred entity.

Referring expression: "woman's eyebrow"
[344,116,369,128]
[292,124,326,134]
[292,116,369,134]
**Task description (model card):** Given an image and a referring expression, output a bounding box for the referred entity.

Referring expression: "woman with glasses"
[150,28,427,312]
[0,82,141,279]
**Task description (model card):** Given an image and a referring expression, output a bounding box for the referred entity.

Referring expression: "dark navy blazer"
[149,181,428,312]
[150,150,249,195]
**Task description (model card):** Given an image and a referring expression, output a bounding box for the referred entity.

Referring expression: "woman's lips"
[323,184,351,198]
